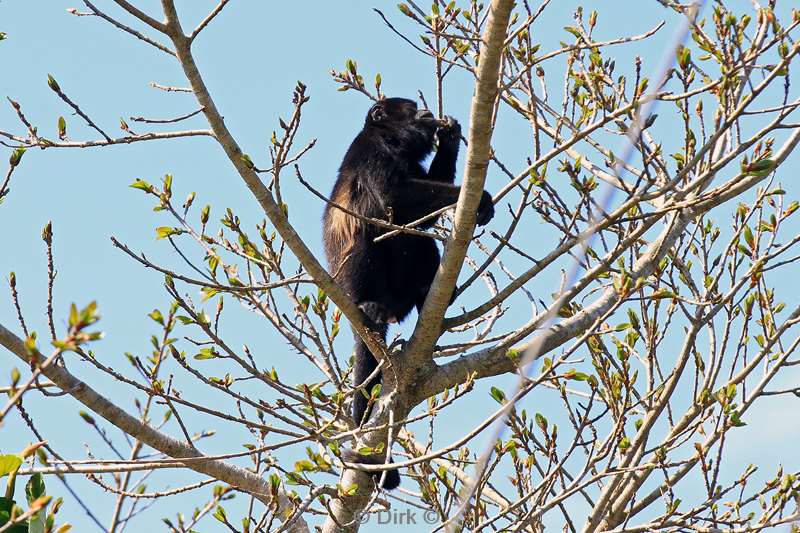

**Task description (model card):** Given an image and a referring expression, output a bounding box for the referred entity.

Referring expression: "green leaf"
[194,348,219,360]
[730,412,747,427]
[25,473,45,504]
[743,225,754,249]
[0,497,28,533]
[564,369,590,381]
[129,179,153,193]
[652,289,677,299]
[9,147,26,167]
[489,386,506,403]
[47,74,60,92]
[269,473,280,490]
[148,309,164,325]
[742,159,776,177]
[26,473,47,533]
[0,455,22,477]
[294,460,315,472]
[676,45,691,69]
[57,116,67,139]
[155,226,185,240]
[207,255,219,276]
[213,505,227,523]
[201,287,220,302]
[162,173,173,195]
[534,413,548,432]
[239,154,255,169]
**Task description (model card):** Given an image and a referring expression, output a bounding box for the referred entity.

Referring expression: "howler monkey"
[322,97,494,489]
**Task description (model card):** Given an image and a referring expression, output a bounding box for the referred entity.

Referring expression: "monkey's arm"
[426,116,460,183]
[391,179,494,227]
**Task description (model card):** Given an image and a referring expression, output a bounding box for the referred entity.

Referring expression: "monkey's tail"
[350,305,400,490]
[352,301,390,425]
[352,335,382,426]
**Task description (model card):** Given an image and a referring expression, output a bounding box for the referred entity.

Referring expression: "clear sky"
[2,2,799,532]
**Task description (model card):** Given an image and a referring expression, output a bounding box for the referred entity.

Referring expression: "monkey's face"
[366,97,439,159]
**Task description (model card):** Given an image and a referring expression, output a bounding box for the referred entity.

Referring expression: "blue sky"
[2,2,800,532]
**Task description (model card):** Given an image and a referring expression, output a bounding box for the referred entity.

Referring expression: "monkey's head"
[365,97,440,160]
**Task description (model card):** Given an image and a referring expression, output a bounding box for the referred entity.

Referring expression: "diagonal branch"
[110,0,168,33]
[190,0,231,42]
[77,1,175,56]
[156,1,383,360]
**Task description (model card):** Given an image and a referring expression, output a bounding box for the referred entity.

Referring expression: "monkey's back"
[322,131,400,275]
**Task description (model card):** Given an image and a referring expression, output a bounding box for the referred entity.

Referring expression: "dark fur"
[322,97,494,489]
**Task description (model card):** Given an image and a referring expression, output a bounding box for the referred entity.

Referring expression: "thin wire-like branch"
[129,107,203,124]
[190,0,231,41]
[295,166,445,241]
[48,80,112,141]
[74,1,175,56]
[0,129,214,148]
[148,82,192,93]
[110,0,168,33]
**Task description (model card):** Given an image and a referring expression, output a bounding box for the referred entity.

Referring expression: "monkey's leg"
[390,236,450,313]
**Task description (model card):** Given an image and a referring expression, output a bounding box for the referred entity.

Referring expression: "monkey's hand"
[436,115,461,151]
[476,190,495,226]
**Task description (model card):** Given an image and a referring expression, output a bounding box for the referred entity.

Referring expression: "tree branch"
[404,0,515,370]
[158,3,384,361]
[0,322,310,533]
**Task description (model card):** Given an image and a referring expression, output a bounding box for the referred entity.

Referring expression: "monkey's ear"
[370,104,386,122]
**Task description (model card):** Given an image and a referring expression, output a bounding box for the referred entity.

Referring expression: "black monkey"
[322,97,494,489]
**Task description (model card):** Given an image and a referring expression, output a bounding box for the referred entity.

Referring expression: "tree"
[2,1,800,531]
